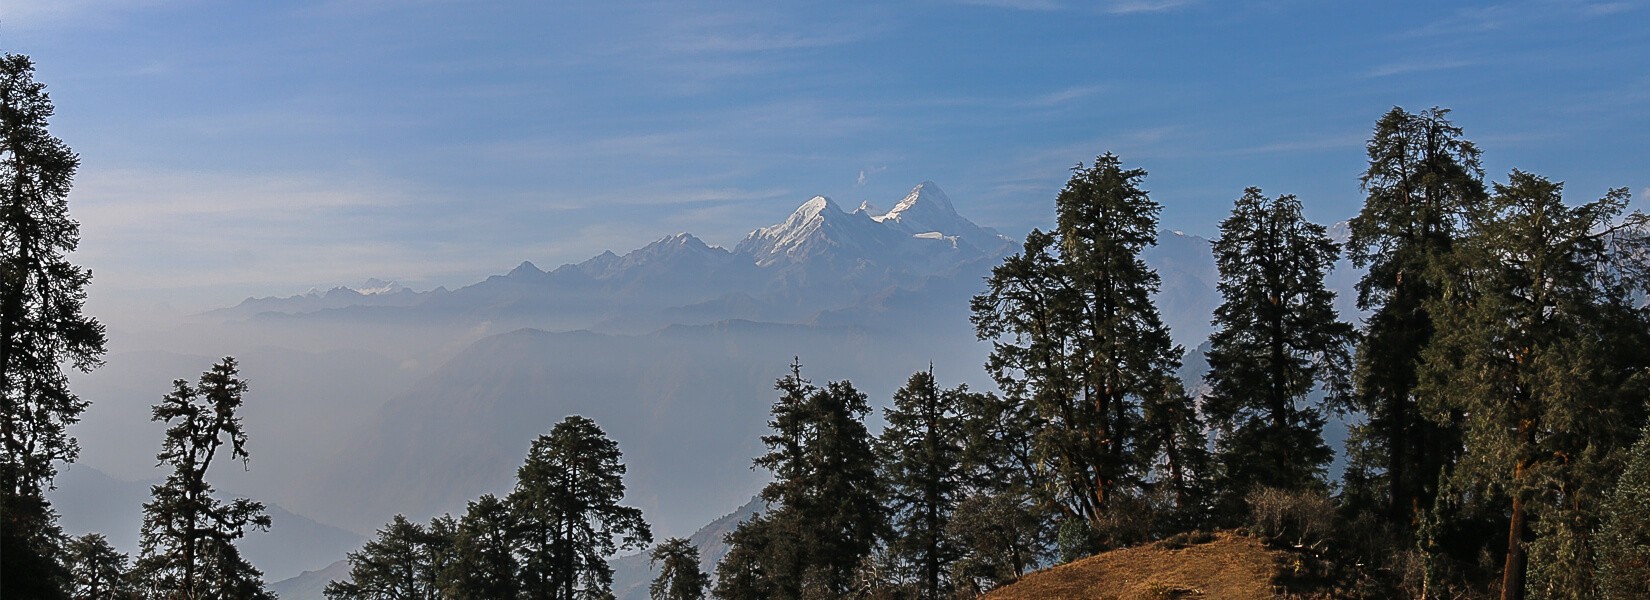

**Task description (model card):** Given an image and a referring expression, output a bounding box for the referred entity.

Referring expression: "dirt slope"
[983,532,1297,600]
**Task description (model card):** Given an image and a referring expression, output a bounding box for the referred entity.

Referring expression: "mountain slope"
[609,495,765,600]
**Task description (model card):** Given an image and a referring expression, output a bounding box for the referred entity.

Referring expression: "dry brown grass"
[981,531,1304,600]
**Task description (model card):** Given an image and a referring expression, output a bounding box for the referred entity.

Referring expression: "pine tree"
[950,382,1049,587]
[510,415,651,600]
[970,153,1190,548]
[1345,107,1485,529]
[443,494,520,599]
[1204,188,1353,519]
[324,514,445,599]
[65,533,134,600]
[944,492,1045,596]
[1416,173,1650,600]
[876,369,969,599]
[649,537,709,600]
[1,53,107,600]
[1138,375,1212,532]
[718,361,884,599]
[712,513,779,600]
[132,357,273,600]
[1596,422,1650,600]
[424,515,458,594]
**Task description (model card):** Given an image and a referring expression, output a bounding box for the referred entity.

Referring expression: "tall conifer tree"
[1417,173,1650,600]
[1,53,106,599]
[970,153,1191,547]
[444,494,521,599]
[65,533,134,600]
[1204,188,1353,517]
[133,357,273,600]
[877,369,970,599]
[1345,107,1485,528]
[648,537,709,600]
[719,362,883,599]
[510,415,651,600]
[324,515,444,600]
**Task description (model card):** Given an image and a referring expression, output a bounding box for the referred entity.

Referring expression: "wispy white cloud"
[955,0,1065,10]
[1023,85,1108,108]
[1364,59,1478,79]
[69,168,480,302]
[1403,0,1644,38]
[1103,0,1195,14]
[953,0,1193,13]
[1402,5,1514,38]
[1579,1,1640,15]
[670,31,863,54]
[74,168,402,224]
[856,166,888,187]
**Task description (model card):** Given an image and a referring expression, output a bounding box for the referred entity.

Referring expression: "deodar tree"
[324,514,451,600]
[1204,188,1353,518]
[1,53,107,599]
[65,533,135,600]
[510,415,651,600]
[445,494,521,599]
[649,537,709,600]
[1344,107,1484,529]
[876,368,971,599]
[133,357,274,600]
[717,361,884,599]
[1418,172,1650,600]
[970,153,1197,551]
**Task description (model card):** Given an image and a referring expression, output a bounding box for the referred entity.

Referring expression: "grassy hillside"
[982,531,1328,600]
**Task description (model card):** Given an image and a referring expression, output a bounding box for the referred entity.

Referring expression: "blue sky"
[5,0,1648,313]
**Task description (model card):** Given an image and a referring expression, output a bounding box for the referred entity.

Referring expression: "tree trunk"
[1500,410,1538,600]
[1500,481,1528,600]
[1388,397,1408,527]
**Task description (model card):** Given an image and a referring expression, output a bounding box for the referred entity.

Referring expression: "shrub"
[1244,487,1336,548]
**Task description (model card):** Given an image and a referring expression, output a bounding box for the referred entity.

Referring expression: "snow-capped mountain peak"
[732,183,1015,272]
[876,181,958,225]
[356,278,407,296]
[867,181,1013,255]
[734,196,869,266]
[791,195,839,221]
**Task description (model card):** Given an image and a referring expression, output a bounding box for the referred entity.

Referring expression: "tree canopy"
[133,357,274,600]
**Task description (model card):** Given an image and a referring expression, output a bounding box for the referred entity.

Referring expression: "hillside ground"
[982,531,1335,600]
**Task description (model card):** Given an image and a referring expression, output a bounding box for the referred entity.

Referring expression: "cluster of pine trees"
[322,415,653,600]
[6,47,1650,599]
[703,109,1650,599]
